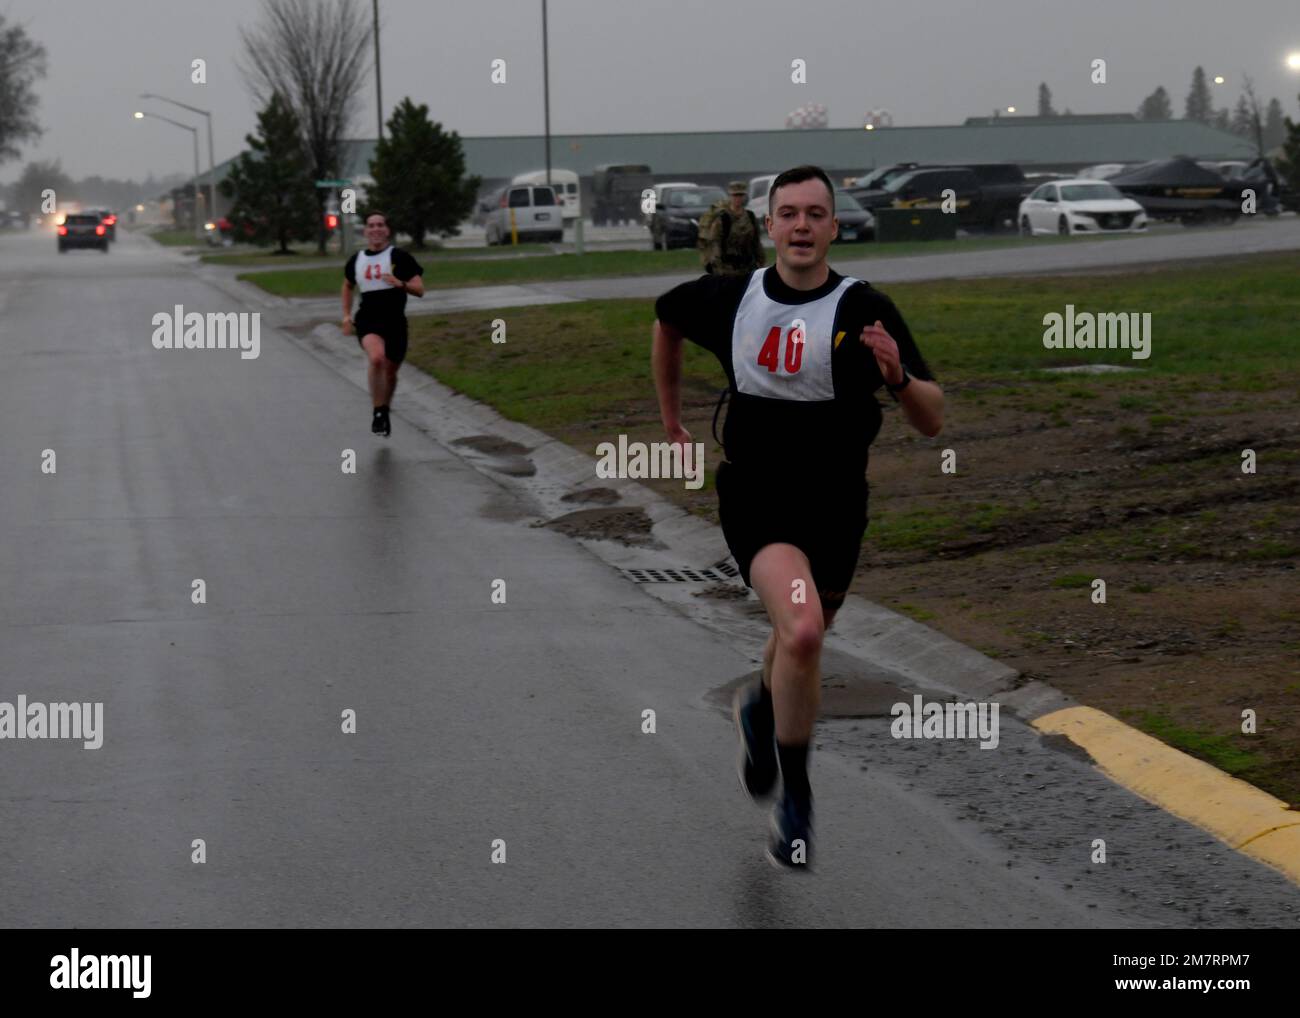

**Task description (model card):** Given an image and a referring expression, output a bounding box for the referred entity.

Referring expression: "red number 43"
[757,325,805,374]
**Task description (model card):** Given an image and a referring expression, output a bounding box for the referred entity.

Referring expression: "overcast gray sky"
[4,0,1299,183]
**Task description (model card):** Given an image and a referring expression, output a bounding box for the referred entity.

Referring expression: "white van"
[746,174,778,221]
[485,184,563,245]
[512,169,580,221]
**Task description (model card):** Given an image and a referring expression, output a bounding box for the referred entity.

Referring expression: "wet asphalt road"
[1,226,1297,927]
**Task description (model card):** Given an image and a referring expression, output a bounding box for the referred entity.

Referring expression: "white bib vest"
[355,245,395,293]
[732,270,860,402]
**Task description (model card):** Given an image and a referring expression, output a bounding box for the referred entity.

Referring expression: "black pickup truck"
[848,163,1032,233]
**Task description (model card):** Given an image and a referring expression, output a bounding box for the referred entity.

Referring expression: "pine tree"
[1137,86,1173,120]
[219,93,317,253]
[367,98,481,249]
[1037,83,1056,117]
[1211,107,1231,132]
[1184,67,1213,123]
[1282,95,1300,189]
[1263,98,1285,151]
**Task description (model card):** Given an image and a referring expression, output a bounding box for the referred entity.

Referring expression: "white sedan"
[1018,179,1150,236]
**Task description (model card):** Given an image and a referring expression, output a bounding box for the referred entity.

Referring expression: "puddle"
[535,506,663,547]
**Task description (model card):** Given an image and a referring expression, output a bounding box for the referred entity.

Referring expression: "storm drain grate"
[622,562,740,583]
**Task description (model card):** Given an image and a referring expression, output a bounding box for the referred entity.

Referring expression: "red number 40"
[756,323,805,374]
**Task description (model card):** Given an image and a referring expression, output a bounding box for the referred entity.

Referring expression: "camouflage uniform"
[703,181,766,276]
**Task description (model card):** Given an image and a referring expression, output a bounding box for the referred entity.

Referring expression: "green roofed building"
[211,114,1259,212]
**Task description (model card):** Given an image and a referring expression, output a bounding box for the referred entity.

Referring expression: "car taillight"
[95,225,105,235]
[58,225,68,235]
[105,215,116,224]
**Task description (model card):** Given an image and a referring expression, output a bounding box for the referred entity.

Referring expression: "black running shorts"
[354,312,409,366]
[715,459,867,611]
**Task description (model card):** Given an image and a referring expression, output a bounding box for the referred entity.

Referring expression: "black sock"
[777,741,811,808]
[751,677,774,733]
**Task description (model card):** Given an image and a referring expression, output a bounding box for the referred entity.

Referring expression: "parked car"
[1018,180,1150,236]
[845,163,927,204]
[472,187,506,227]
[484,184,564,244]
[832,190,873,241]
[959,164,1035,231]
[644,181,696,221]
[851,167,983,230]
[649,185,726,250]
[1108,157,1247,226]
[57,212,110,252]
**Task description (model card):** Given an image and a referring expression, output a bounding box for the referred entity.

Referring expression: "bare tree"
[236,0,372,252]
[1240,75,1266,157]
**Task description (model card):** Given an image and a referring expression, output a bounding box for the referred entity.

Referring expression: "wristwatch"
[885,365,912,399]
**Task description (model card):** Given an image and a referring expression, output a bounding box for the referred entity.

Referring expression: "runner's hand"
[665,424,692,454]
[380,272,403,289]
[341,316,354,336]
[860,319,903,385]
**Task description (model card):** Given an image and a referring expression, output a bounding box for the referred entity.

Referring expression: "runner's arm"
[861,318,944,437]
[403,275,424,298]
[341,279,353,321]
[895,378,944,437]
[652,318,691,443]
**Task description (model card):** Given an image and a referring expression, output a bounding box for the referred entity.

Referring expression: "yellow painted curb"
[1033,705,1300,886]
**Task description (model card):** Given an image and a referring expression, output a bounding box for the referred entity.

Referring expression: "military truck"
[591,163,652,226]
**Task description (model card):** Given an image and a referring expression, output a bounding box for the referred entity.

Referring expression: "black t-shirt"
[344,246,423,322]
[654,266,934,489]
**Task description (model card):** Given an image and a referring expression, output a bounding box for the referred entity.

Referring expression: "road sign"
[315,179,350,188]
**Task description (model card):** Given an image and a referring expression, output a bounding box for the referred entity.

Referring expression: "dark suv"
[58,213,110,253]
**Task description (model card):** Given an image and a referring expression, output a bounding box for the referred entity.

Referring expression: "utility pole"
[374,0,384,140]
[542,0,551,187]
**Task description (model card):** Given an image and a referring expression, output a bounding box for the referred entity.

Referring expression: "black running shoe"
[766,793,813,870]
[371,406,390,438]
[733,681,778,801]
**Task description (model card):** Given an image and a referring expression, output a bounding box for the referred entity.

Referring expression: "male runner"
[341,211,425,437]
[652,165,944,869]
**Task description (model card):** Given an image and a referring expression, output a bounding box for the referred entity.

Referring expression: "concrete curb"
[1035,707,1300,886]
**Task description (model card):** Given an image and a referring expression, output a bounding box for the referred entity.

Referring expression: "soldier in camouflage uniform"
[702,180,766,276]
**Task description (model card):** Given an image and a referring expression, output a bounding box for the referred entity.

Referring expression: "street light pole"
[373,0,383,140]
[141,93,217,224]
[542,0,551,188]
[135,110,203,241]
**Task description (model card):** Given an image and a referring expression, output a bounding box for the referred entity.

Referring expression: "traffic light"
[326,213,339,231]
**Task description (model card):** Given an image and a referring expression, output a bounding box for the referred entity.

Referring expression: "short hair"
[364,210,389,226]
[768,165,835,212]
